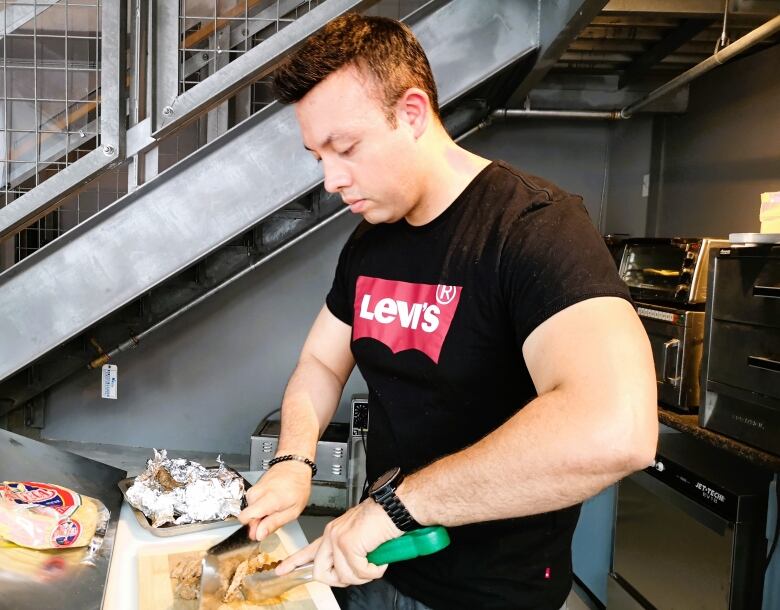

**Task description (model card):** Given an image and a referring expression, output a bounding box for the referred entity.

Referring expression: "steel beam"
[0,0,540,383]
[509,0,610,105]
[619,19,713,88]
[0,0,126,241]
[151,0,179,133]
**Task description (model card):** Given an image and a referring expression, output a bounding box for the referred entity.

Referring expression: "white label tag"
[101,364,118,399]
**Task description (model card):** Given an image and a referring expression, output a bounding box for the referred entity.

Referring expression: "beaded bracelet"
[268,454,318,477]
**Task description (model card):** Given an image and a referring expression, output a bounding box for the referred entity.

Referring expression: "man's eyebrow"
[305,132,355,153]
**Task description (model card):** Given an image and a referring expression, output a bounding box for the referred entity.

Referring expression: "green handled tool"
[240,526,450,602]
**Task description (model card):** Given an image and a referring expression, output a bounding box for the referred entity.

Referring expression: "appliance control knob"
[653,460,665,472]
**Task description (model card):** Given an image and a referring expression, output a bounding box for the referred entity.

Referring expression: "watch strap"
[372,481,421,532]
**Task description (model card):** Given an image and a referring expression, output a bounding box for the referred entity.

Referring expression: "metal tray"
[117,470,250,537]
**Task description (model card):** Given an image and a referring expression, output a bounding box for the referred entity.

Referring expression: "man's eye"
[339,144,356,157]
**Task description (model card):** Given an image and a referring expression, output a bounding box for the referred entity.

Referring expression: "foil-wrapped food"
[125,450,245,527]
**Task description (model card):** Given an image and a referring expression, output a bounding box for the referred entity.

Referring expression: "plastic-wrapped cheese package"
[0,481,108,551]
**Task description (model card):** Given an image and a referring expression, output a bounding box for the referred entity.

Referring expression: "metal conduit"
[621,12,780,118]
[484,13,780,125]
[492,109,623,120]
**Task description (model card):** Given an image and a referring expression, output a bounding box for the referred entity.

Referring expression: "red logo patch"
[353,276,462,364]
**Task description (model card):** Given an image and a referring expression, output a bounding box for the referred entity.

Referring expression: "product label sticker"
[101,364,118,399]
[51,518,81,547]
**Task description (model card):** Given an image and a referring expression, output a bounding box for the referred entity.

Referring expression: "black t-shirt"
[326,161,631,610]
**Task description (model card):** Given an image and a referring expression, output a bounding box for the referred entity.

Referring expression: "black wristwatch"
[368,467,421,532]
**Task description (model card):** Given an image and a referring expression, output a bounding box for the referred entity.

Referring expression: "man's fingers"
[353,555,387,581]
[276,537,322,575]
[311,535,339,586]
[252,507,298,540]
[334,537,388,583]
[331,544,359,585]
[245,483,265,505]
[237,492,284,525]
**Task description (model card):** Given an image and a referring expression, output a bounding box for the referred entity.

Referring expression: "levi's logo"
[353,276,462,364]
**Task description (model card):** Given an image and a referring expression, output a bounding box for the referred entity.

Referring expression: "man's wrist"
[366,496,404,538]
[396,479,428,527]
[268,458,315,477]
[368,468,425,531]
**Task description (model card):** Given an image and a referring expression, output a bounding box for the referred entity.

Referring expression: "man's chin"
[360,210,392,225]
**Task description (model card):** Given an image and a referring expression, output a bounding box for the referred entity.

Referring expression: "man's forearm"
[276,356,345,459]
[399,387,657,527]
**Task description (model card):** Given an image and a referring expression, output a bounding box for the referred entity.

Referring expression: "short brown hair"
[272,13,440,124]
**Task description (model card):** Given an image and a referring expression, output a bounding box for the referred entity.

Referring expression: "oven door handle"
[747,356,780,373]
[662,339,680,386]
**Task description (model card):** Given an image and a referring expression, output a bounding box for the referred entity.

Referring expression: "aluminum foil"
[125,449,244,527]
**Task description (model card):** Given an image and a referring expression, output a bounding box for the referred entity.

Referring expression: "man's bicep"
[300,305,355,385]
[522,297,656,404]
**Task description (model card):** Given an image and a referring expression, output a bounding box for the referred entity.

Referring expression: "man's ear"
[396,88,430,139]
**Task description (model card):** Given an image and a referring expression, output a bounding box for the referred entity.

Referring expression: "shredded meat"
[171,556,203,600]
[222,553,276,602]
[171,556,202,580]
[171,552,277,603]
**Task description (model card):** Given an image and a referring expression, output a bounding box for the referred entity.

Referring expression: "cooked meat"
[171,556,202,581]
[171,551,276,603]
[222,553,276,602]
[175,580,200,600]
[171,556,202,600]
[154,466,184,491]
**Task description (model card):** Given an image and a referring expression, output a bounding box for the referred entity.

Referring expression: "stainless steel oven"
[618,238,728,411]
[608,432,770,610]
[636,303,704,411]
[619,238,728,306]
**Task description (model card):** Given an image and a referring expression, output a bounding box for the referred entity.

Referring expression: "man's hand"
[238,461,312,540]
[275,499,402,587]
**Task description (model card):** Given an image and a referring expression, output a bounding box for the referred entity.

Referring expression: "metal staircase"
[0,0,568,425]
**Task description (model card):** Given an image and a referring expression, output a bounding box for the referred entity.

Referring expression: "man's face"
[295,66,420,224]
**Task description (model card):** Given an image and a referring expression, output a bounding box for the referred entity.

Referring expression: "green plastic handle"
[366,526,450,566]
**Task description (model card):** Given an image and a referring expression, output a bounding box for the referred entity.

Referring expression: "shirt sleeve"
[325,232,358,326]
[499,196,632,348]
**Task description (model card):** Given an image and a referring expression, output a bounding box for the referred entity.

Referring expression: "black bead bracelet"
[268,454,318,477]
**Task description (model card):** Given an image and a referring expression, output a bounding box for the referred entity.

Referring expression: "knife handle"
[366,526,450,565]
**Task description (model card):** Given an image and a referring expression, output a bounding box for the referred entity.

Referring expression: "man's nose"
[322,158,351,194]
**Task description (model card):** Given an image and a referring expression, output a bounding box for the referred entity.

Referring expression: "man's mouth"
[344,198,366,213]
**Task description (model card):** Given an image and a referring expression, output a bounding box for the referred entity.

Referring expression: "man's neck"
[404,140,491,227]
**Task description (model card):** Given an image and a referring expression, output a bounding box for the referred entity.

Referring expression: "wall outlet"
[642,173,650,198]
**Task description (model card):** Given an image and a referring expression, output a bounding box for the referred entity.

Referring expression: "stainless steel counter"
[0,429,126,610]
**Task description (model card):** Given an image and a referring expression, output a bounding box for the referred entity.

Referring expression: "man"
[238,13,657,610]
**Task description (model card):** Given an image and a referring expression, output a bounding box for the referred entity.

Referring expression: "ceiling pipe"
[620,12,780,118]
[482,13,780,128]
[491,109,623,121]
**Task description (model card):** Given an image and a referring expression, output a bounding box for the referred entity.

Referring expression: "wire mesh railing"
[0,0,430,269]
[1,0,102,261]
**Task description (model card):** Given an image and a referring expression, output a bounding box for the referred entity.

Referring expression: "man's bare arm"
[277,305,356,459]
[239,305,354,538]
[399,296,658,526]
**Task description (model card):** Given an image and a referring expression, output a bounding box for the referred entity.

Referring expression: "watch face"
[371,467,400,493]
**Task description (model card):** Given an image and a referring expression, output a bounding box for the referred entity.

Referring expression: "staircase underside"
[0,0,541,410]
